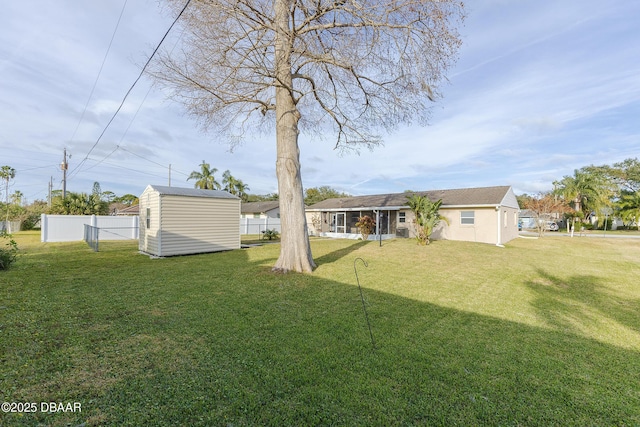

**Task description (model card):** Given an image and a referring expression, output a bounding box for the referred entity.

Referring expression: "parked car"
[545,221,559,231]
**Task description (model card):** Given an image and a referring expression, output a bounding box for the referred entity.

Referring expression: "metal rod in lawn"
[354,257,376,350]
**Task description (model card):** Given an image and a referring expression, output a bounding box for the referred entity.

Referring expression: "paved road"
[520,231,640,239]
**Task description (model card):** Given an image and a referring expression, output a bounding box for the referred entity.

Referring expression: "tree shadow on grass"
[91,274,640,425]
[525,268,640,344]
[4,245,640,426]
[313,239,370,267]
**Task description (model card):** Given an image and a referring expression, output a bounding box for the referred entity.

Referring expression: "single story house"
[518,209,537,229]
[113,204,140,216]
[241,201,280,218]
[139,185,240,257]
[305,185,520,246]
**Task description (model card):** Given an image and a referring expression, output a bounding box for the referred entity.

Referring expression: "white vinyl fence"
[41,215,279,242]
[240,218,281,235]
[41,214,139,242]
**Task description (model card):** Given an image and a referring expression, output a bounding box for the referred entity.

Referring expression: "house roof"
[306,186,518,211]
[241,201,280,214]
[145,185,239,199]
[115,204,140,215]
[519,209,536,218]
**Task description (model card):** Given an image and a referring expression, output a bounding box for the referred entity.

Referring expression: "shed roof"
[241,201,280,214]
[307,186,516,210]
[145,185,239,199]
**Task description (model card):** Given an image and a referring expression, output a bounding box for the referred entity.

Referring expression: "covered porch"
[309,209,400,240]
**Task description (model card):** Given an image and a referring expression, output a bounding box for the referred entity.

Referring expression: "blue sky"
[1,0,639,203]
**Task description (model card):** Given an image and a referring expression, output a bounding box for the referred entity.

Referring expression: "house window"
[146,208,151,229]
[398,212,406,223]
[460,211,475,225]
[253,213,260,219]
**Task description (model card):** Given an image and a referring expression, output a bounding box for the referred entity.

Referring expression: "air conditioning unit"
[396,228,409,238]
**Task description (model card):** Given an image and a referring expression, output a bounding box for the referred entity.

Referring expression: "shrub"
[0,231,19,270]
[262,229,280,240]
[355,215,375,240]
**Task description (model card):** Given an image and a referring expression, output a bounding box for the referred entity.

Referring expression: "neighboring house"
[241,201,280,219]
[139,185,240,257]
[518,209,537,229]
[113,204,140,216]
[305,185,520,246]
[518,209,567,231]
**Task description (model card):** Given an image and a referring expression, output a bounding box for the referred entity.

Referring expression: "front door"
[379,211,389,234]
[330,212,346,233]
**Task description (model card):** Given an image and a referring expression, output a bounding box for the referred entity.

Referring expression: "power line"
[83,25,190,179]
[68,0,129,144]
[16,164,59,172]
[68,0,192,181]
[81,146,119,172]
[84,157,170,180]
[116,145,189,176]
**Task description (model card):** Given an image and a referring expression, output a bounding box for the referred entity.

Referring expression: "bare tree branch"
[150,0,464,149]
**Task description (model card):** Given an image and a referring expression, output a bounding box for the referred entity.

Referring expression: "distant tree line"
[187,160,350,206]
[0,164,142,229]
[2,158,352,230]
[18,158,638,235]
[519,158,640,233]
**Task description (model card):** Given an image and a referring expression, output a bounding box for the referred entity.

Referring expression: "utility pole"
[168,164,172,187]
[48,176,53,206]
[60,148,68,198]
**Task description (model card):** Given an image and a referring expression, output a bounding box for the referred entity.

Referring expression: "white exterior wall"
[241,208,280,219]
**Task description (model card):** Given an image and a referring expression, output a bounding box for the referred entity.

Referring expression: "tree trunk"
[272,0,316,273]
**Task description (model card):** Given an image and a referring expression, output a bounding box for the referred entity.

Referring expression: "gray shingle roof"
[306,186,514,210]
[148,185,239,199]
[241,201,280,214]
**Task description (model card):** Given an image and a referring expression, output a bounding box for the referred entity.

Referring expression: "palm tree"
[188,160,220,190]
[10,190,23,205]
[222,170,238,193]
[406,194,449,245]
[617,192,640,230]
[554,169,612,221]
[1,166,16,230]
[234,180,250,202]
[222,170,250,201]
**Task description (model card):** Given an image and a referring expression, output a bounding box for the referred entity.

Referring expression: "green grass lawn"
[2,231,640,426]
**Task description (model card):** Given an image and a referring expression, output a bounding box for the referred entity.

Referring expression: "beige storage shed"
[139,185,240,257]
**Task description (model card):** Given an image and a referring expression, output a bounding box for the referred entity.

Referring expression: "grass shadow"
[313,239,371,267]
[2,235,640,425]
[525,268,640,345]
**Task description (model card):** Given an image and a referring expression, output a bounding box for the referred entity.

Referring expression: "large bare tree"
[151,0,465,272]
